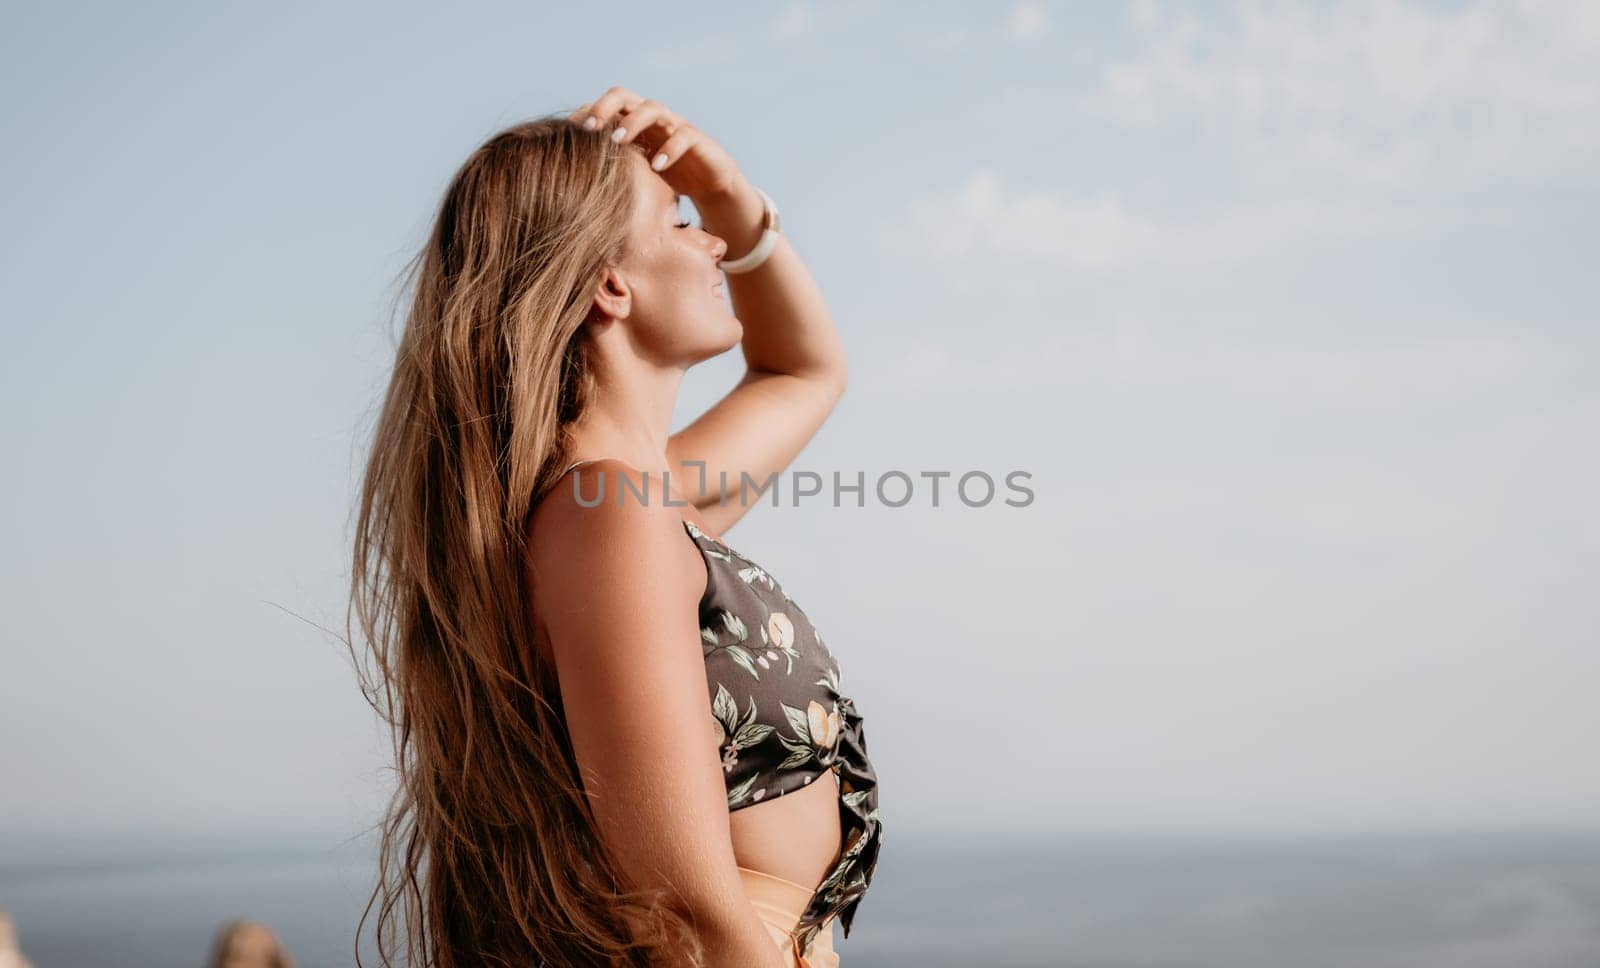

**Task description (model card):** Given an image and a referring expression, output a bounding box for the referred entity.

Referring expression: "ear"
[590,267,631,323]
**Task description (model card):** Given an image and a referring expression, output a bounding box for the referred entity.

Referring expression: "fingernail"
[651,153,668,171]
[583,117,597,131]
[611,126,627,143]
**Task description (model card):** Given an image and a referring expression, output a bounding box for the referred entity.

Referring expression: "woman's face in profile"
[610,148,741,362]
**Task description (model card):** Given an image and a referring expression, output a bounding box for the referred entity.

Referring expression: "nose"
[706,232,728,263]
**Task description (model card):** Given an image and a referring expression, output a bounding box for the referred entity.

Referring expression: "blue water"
[4,830,1600,967]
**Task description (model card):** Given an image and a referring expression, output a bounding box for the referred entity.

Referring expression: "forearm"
[696,175,848,389]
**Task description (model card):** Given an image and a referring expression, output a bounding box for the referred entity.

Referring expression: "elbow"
[691,909,788,968]
[661,896,783,967]
[823,361,848,405]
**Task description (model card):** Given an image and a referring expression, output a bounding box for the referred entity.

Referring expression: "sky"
[2,0,1597,855]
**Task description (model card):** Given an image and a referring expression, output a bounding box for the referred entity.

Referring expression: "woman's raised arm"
[571,89,849,536]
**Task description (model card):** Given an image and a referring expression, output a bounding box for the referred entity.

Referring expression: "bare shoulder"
[526,459,708,643]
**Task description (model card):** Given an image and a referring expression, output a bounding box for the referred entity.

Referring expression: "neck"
[566,332,686,474]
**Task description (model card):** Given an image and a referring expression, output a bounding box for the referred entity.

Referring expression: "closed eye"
[669,194,694,230]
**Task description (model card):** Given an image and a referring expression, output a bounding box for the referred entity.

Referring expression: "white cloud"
[891,340,1083,392]
[882,167,1405,270]
[1086,0,1600,190]
[776,1,814,37]
[917,3,1600,270]
[892,325,1541,412]
[1007,0,1051,41]
[1156,337,1540,407]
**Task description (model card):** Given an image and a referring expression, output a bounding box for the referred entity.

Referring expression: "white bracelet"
[716,186,781,275]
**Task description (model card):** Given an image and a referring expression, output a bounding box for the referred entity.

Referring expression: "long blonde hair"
[346,115,702,967]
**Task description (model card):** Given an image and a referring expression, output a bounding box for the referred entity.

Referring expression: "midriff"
[729,765,842,895]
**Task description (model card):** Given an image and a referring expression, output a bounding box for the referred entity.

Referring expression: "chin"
[703,314,742,355]
[681,319,742,366]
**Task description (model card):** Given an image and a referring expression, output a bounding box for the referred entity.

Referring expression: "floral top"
[683,518,883,957]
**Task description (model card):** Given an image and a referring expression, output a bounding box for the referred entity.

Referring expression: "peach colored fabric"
[737,867,841,968]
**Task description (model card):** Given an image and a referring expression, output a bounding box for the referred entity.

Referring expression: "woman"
[348,87,882,968]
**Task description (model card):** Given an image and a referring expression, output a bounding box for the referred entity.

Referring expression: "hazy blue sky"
[3,0,1597,854]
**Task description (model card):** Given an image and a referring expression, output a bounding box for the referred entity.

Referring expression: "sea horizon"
[5,826,1600,967]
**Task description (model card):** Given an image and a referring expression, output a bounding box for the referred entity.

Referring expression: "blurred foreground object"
[0,905,33,968]
[207,919,297,968]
